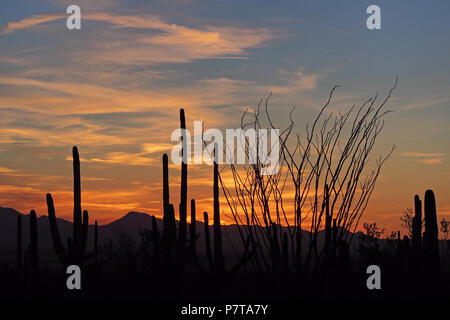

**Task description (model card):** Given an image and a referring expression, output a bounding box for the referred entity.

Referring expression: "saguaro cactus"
[423,189,440,279]
[179,108,188,248]
[201,148,252,276]
[46,146,92,266]
[412,194,422,250]
[29,210,39,276]
[213,146,224,273]
[29,210,39,286]
[189,199,197,257]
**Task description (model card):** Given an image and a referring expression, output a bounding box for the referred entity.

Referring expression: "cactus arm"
[46,193,67,264]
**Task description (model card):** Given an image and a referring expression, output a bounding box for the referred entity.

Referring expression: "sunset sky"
[0,0,449,235]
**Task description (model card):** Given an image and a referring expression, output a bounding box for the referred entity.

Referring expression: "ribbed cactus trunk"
[412,194,422,250]
[73,146,82,262]
[162,153,174,254]
[179,109,188,249]
[213,147,224,273]
[16,215,22,276]
[162,154,170,218]
[162,154,171,243]
[423,189,440,280]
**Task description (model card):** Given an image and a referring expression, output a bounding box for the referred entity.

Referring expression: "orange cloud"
[402,152,445,165]
[418,158,445,164]
[2,13,64,34]
[2,12,274,64]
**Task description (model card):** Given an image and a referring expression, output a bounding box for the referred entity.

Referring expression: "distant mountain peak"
[124,211,150,218]
[0,207,22,216]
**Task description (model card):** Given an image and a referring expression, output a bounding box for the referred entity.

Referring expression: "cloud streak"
[402,151,445,164]
[2,12,274,65]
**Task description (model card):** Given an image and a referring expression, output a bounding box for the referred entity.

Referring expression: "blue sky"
[0,0,449,231]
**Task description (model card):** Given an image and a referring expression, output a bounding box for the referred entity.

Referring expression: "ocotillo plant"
[46,146,92,266]
[412,194,422,250]
[324,184,332,258]
[423,189,440,279]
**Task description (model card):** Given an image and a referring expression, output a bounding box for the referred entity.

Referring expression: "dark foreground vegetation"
[0,84,449,300]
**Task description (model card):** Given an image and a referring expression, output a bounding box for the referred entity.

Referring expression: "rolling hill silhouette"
[0,206,363,263]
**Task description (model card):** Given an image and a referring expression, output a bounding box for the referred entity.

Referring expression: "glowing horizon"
[1,0,449,237]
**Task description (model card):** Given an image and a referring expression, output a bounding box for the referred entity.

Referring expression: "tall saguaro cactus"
[412,194,422,250]
[179,108,188,248]
[29,210,39,284]
[213,145,224,273]
[46,146,91,266]
[423,189,440,279]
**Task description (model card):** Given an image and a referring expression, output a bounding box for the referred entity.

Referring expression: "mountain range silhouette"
[0,206,362,263]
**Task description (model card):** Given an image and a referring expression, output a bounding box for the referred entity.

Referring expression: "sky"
[0,0,449,236]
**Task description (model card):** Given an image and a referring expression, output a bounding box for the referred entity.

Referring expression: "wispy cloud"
[418,158,444,164]
[270,68,321,94]
[402,152,446,158]
[402,152,446,164]
[2,12,274,65]
[401,98,446,110]
[2,13,64,34]
[70,143,173,166]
